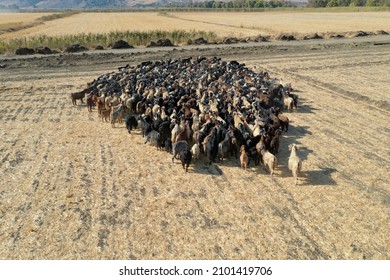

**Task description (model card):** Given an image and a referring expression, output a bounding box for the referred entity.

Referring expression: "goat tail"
[297,160,302,175]
[273,156,278,169]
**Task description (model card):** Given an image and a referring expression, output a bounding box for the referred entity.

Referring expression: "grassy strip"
[0,21,42,35]
[34,11,80,22]
[0,30,217,54]
[0,11,79,37]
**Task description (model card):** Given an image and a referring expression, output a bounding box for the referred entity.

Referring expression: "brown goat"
[175,122,191,143]
[278,113,289,132]
[240,145,249,170]
[86,94,95,112]
[100,108,111,122]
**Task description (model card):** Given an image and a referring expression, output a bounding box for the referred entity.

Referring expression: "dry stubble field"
[0,37,389,260]
[1,11,389,40]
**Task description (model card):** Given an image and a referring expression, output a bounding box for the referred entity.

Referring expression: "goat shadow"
[301,167,338,186]
[283,125,312,142]
[277,134,337,186]
[179,160,225,176]
[295,98,318,114]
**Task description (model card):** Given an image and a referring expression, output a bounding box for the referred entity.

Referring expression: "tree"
[365,0,380,5]
[308,0,329,7]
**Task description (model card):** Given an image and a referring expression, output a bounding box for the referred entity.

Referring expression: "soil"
[0,36,389,260]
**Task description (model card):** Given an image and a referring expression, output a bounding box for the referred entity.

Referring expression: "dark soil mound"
[64,44,88,53]
[351,31,372,37]
[95,45,104,50]
[147,39,175,48]
[15,47,35,55]
[35,46,53,55]
[188,37,209,45]
[276,34,296,41]
[303,33,323,40]
[112,40,133,49]
[376,30,389,35]
[329,34,344,39]
[223,37,239,44]
[252,35,269,42]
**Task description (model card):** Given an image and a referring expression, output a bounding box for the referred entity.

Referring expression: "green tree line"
[168,0,296,9]
[308,0,389,6]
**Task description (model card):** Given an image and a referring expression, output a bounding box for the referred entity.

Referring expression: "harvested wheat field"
[0,13,53,25]
[172,11,390,37]
[1,11,389,40]
[0,37,389,260]
[0,12,53,35]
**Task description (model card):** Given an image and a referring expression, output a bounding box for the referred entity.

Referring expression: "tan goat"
[288,144,302,185]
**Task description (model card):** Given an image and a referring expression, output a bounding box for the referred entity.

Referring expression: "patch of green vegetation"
[0,30,218,54]
[35,11,80,22]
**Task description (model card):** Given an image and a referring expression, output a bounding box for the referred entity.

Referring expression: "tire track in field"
[71,162,93,243]
[5,136,52,255]
[264,62,390,207]
[98,144,121,254]
[202,162,331,259]
[270,176,331,259]
[285,101,389,203]
[254,50,389,68]
[266,63,390,113]
[286,59,390,73]
[263,65,390,165]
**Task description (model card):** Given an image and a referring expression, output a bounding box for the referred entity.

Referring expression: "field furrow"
[0,38,389,260]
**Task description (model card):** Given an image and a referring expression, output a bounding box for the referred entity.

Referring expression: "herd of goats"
[71,56,303,185]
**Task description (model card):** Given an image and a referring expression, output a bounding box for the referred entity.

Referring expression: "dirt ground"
[0,37,389,260]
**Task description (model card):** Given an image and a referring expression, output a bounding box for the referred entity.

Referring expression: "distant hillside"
[0,0,308,10]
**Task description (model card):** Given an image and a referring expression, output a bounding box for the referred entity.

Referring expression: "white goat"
[288,144,302,185]
[259,146,277,176]
[191,143,200,162]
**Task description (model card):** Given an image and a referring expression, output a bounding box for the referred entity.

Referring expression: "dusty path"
[0,38,389,260]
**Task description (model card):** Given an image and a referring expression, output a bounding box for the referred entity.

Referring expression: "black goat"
[125,115,138,134]
[180,149,192,172]
[172,141,189,163]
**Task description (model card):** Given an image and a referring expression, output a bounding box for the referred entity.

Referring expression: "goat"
[278,113,289,132]
[172,141,189,163]
[288,144,302,185]
[139,115,153,137]
[230,135,239,159]
[240,145,249,170]
[158,121,172,150]
[96,97,104,116]
[71,89,86,105]
[125,115,138,134]
[110,104,124,128]
[218,131,231,161]
[100,107,111,122]
[288,92,299,109]
[164,139,172,154]
[171,123,181,144]
[180,149,192,172]
[283,93,294,111]
[248,146,261,166]
[144,130,160,150]
[203,127,218,164]
[191,143,200,162]
[269,129,282,154]
[175,121,191,143]
[86,94,95,112]
[259,145,277,176]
